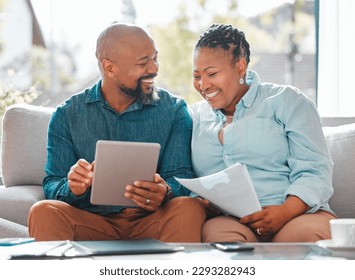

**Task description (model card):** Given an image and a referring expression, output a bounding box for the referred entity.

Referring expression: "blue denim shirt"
[43,80,194,215]
[190,70,334,214]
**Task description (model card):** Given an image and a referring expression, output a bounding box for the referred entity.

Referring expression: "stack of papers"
[175,162,261,218]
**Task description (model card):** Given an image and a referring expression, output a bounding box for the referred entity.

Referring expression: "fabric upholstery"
[1,104,54,187]
[323,123,355,218]
[0,185,45,226]
[321,116,355,127]
[0,217,28,238]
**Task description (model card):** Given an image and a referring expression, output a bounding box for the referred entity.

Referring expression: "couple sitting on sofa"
[28,23,336,243]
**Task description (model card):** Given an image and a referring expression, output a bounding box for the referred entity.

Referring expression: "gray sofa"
[0,104,354,238]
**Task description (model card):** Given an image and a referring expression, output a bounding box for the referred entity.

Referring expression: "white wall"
[317,0,355,116]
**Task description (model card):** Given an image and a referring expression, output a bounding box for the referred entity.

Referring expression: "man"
[28,23,205,242]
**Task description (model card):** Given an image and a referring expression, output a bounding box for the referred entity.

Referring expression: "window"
[316,0,355,116]
[1,0,317,109]
[0,0,330,178]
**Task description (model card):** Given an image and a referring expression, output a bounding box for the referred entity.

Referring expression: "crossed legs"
[28,196,205,242]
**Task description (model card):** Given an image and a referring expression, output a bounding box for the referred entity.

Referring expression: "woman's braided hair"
[195,23,250,65]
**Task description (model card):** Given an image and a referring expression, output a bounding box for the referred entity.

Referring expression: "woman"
[190,23,336,242]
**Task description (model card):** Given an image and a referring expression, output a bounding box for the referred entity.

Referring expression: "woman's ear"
[235,57,247,77]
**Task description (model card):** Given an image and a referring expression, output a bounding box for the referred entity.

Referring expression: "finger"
[254,227,270,237]
[249,220,265,232]
[68,180,88,196]
[125,185,160,207]
[201,199,210,208]
[76,159,94,176]
[68,170,91,185]
[249,221,271,237]
[70,164,93,179]
[240,210,263,224]
[153,173,163,183]
[133,180,159,193]
[132,181,166,202]
[77,158,93,170]
[128,195,158,212]
[125,184,153,199]
[255,228,263,236]
[134,173,164,193]
[124,188,159,206]
[68,179,85,188]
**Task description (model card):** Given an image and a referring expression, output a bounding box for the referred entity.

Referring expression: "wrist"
[161,184,174,205]
[284,195,309,219]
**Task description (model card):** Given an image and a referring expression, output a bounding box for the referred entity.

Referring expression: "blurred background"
[0,0,316,113]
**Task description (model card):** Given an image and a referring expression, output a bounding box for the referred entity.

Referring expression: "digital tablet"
[72,239,185,256]
[90,140,160,206]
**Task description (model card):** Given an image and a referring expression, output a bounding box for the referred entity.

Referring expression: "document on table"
[175,162,261,218]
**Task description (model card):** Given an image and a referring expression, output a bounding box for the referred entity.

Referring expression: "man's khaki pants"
[28,197,205,242]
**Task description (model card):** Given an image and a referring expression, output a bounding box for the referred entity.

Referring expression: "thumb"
[153,173,164,183]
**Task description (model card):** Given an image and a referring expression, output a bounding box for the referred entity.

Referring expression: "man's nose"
[147,59,159,74]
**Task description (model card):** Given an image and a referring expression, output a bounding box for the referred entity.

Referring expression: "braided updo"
[195,23,250,65]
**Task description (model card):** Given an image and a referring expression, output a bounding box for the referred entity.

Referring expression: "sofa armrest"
[323,122,355,218]
[321,116,355,127]
[1,104,54,187]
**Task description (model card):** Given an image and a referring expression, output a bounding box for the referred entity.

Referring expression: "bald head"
[95,23,151,62]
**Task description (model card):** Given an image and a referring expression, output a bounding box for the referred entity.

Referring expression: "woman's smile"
[204,90,220,100]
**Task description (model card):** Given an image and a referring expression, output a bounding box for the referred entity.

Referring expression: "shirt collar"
[85,79,103,103]
[240,70,259,108]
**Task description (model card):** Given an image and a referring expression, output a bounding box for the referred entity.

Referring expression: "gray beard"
[118,79,159,105]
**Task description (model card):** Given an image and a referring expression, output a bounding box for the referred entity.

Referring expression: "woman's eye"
[207,72,216,77]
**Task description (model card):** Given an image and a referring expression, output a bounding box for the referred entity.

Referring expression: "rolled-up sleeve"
[284,93,334,213]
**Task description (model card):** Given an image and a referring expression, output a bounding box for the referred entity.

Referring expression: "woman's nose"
[199,77,210,91]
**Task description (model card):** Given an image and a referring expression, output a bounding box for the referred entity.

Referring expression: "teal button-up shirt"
[43,80,194,215]
[190,71,334,214]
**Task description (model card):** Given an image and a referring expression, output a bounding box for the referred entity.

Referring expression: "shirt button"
[224,154,230,160]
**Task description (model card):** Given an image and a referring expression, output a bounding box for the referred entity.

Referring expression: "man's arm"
[43,107,92,207]
[159,98,195,197]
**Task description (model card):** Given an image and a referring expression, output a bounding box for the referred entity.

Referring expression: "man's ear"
[101,58,118,78]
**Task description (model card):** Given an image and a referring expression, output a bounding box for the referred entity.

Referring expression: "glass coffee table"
[90,242,354,260]
[1,240,354,260]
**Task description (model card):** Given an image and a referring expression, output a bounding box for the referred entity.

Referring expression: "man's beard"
[117,75,159,105]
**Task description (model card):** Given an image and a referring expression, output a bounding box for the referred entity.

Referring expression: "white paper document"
[175,162,262,218]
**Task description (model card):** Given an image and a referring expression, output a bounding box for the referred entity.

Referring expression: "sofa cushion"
[0,217,29,238]
[0,185,45,226]
[1,104,54,187]
[323,123,355,218]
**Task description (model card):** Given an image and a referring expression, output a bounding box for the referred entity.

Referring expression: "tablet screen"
[90,140,160,206]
